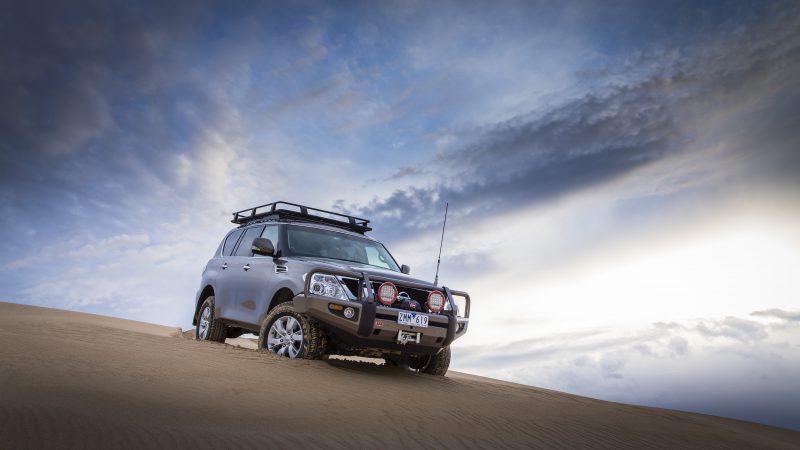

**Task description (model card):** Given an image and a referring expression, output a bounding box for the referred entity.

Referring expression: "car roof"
[235,220,380,242]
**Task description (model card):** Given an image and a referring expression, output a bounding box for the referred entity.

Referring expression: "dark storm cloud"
[0,0,251,246]
[0,1,207,156]
[344,87,674,238]
[347,5,800,241]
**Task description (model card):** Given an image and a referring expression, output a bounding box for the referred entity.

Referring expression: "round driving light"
[344,307,355,319]
[427,290,445,313]
[377,282,398,305]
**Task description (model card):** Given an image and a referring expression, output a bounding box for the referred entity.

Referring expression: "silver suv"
[193,201,471,375]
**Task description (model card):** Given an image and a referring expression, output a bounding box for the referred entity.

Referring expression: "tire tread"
[197,296,227,343]
[258,301,327,360]
[422,346,451,376]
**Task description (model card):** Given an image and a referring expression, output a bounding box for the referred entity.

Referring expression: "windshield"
[285,225,400,272]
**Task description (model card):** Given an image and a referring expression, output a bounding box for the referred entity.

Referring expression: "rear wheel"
[258,301,326,360]
[196,296,227,342]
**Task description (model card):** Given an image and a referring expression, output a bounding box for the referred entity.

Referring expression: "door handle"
[221,262,228,270]
[243,263,251,271]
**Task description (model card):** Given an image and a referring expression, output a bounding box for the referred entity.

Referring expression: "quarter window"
[222,229,244,257]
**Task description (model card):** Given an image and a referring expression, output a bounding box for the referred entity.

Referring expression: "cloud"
[696,317,768,344]
[0,2,234,225]
[667,336,690,357]
[390,165,423,179]
[346,5,800,242]
[452,310,800,430]
[1,1,202,156]
[2,224,226,325]
[260,78,343,120]
[752,309,800,323]
[1,233,151,271]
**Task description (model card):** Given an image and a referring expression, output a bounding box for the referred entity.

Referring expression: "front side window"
[234,226,265,257]
[285,225,400,271]
[261,225,279,249]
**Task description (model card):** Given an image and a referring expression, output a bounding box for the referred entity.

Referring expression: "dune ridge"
[0,302,797,449]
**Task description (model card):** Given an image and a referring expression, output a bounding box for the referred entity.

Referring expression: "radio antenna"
[434,202,449,286]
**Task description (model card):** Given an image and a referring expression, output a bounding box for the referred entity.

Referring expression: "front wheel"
[392,346,451,376]
[258,301,326,360]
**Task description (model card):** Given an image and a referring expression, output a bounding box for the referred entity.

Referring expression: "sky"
[1,0,799,431]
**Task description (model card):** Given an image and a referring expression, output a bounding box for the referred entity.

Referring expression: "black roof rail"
[231,201,372,234]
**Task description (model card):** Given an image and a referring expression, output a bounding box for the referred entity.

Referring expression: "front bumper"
[293,268,470,355]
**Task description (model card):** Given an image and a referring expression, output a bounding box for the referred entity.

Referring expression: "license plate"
[397,311,429,328]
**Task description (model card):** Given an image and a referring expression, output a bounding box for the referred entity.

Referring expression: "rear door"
[220,225,265,325]
[214,227,247,320]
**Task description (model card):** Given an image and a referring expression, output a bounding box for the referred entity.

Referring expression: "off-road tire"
[196,296,227,342]
[422,346,451,376]
[258,301,327,360]
[392,346,451,376]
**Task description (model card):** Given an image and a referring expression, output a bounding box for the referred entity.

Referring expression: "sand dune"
[0,302,797,449]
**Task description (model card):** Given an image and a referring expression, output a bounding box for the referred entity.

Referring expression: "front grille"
[376,283,429,303]
[339,277,441,314]
[341,278,360,297]
[371,281,434,313]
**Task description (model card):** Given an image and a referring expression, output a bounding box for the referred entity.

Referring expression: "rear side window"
[234,226,265,257]
[222,229,244,257]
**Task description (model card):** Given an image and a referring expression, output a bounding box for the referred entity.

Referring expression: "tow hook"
[397,330,421,345]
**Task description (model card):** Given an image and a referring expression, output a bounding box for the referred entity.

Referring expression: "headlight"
[309,273,348,301]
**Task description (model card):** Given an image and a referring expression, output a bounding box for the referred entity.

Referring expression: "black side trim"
[357,271,376,337]
[360,271,375,303]
[442,315,457,347]
[358,302,376,337]
[220,318,260,334]
[442,287,458,347]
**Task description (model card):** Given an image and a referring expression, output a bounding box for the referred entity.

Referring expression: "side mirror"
[401,264,411,275]
[251,237,275,256]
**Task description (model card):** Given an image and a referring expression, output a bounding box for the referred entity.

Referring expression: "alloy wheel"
[267,315,303,358]
[198,306,211,340]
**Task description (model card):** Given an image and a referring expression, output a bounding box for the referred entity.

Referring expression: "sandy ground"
[1,302,797,449]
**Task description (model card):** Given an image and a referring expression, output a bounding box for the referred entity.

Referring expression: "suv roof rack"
[231,201,372,234]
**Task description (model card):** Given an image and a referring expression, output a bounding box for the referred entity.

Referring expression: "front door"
[224,225,282,326]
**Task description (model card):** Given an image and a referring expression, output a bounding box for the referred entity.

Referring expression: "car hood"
[290,256,437,288]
